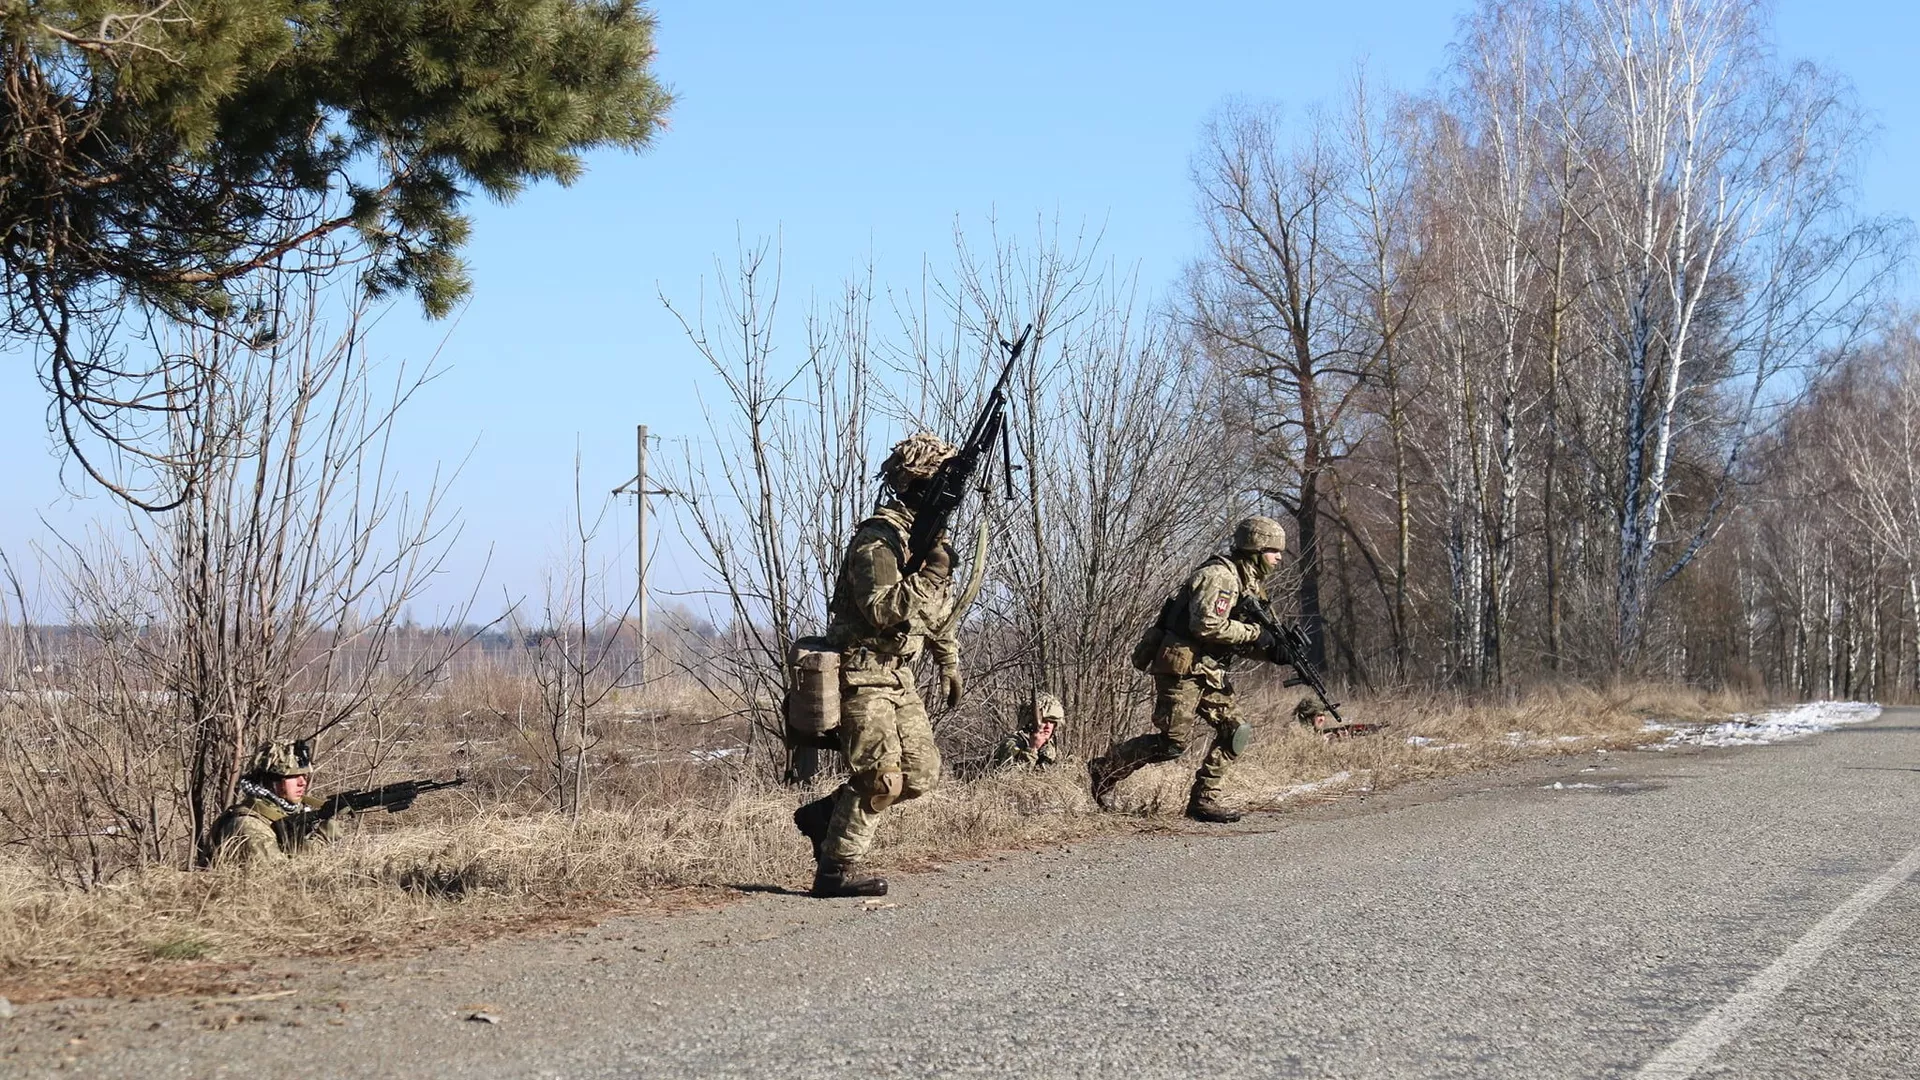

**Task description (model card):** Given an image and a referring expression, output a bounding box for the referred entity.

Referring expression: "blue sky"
[3,0,1916,622]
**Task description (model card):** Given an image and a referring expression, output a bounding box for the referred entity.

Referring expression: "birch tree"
[1554,0,1896,662]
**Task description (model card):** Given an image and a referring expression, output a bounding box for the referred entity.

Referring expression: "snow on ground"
[1644,701,1882,749]
[1274,770,1364,801]
[1406,736,1469,751]
[1503,731,1595,748]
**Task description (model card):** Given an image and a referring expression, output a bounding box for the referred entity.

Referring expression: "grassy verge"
[0,682,1743,1001]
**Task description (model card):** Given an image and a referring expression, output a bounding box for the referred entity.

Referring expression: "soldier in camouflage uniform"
[1294,695,1330,728]
[202,740,343,866]
[1089,516,1292,823]
[988,693,1064,771]
[792,432,963,898]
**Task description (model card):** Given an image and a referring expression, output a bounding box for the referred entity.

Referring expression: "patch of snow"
[1503,731,1589,748]
[1406,736,1469,751]
[1544,781,1603,791]
[1276,770,1354,800]
[1646,701,1881,750]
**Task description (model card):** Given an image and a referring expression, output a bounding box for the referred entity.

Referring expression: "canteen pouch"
[785,636,842,737]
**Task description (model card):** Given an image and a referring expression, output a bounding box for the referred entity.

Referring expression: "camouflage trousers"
[1100,664,1245,796]
[822,661,941,863]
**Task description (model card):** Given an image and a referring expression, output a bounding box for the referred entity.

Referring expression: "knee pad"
[862,770,904,813]
[1221,720,1252,759]
[1148,734,1185,763]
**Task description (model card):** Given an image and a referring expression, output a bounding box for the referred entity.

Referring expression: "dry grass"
[0,681,1751,1001]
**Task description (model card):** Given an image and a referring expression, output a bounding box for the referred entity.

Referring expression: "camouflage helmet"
[879,432,956,491]
[245,739,313,779]
[1232,515,1287,554]
[1027,692,1065,730]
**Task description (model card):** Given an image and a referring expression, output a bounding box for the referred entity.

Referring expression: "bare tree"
[1550,0,1900,662]
[1835,318,1920,694]
[0,281,471,878]
[660,239,883,778]
[504,451,637,816]
[1186,102,1373,672]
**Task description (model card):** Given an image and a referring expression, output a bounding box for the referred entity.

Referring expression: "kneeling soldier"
[1090,516,1293,823]
[203,740,343,866]
[989,693,1065,771]
[792,433,963,898]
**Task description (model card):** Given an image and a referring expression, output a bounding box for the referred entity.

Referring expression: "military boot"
[1185,789,1243,824]
[791,794,835,861]
[811,860,888,899]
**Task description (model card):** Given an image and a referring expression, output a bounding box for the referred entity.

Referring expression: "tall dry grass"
[0,681,1748,1000]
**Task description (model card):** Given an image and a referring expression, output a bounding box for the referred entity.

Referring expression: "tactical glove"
[1251,626,1281,663]
[941,666,964,709]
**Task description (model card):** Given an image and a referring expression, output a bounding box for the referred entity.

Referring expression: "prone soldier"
[1089,516,1294,823]
[988,693,1065,771]
[792,433,963,898]
[202,740,343,866]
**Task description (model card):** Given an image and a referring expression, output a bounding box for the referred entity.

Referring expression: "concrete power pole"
[613,424,669,687]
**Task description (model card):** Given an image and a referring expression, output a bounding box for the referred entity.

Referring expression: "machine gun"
[314,776,467,822]
[1231,595,1360,732]
[905,323,1032,572]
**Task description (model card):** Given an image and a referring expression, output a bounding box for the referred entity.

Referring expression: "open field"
[0,681,1749,1002]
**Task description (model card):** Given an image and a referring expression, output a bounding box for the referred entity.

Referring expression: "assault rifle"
[905,323,1032,572]
[1232,596,1347,726]
[314,776,467,822]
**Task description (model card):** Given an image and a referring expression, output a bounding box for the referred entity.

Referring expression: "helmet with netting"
[1027,693,1065,731]
[246,739,313,779]
[879,432,956,491]
[1232,515,1287,554]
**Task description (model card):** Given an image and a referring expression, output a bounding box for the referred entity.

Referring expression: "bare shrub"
[0,284,469,881]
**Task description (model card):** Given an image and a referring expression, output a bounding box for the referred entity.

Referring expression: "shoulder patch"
[1213,594,1231,617]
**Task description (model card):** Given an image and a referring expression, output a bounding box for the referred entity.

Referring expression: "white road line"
[1635,841,1920,1079]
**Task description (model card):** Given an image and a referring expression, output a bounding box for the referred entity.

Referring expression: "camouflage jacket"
[203,782,341,867]
[988,731,1060,771]
[1160,553,1267,663]
[825,501,958,670]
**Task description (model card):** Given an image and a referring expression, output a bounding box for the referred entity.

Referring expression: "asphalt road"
[8,707,1918,1079]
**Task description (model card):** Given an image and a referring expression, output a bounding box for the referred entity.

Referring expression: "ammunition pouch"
[838,647,905,689]
[1149,633,1197,676]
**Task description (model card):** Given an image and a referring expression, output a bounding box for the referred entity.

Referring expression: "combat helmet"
[1027,692,1065,731]
[245,739,313,779]
[1232,515,1287,554]
[878,432,956,494]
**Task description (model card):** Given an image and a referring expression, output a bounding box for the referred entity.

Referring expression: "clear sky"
[3,0,1915,623]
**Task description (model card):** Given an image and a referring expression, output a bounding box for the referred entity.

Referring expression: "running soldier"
[1088,516,1292,823]
[792,433,963,898]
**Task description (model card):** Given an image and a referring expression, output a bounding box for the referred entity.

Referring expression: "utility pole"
[613,424,670,687]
